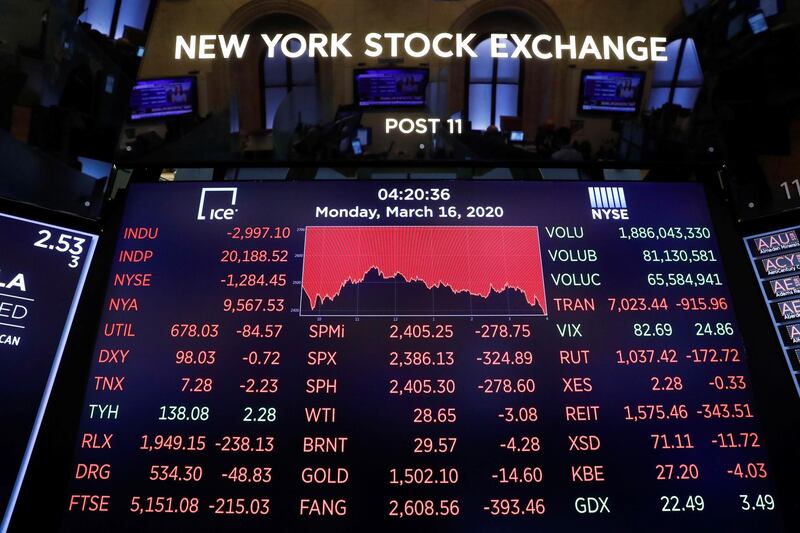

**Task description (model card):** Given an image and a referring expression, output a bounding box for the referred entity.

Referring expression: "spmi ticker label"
[588,187,629,221]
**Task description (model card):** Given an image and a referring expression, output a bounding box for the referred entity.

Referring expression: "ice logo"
[197,188,238,221]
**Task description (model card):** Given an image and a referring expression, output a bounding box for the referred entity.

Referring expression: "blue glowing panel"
[494,84,519,128]
[470,39,494,82]
[678,39,704,86]
[79,0,115,36]
[468,83,492,131]
[114,0,151,39]
[264,87,288,129]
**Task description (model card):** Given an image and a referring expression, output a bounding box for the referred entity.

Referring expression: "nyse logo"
[589,187,629,220]
[197,188,238,221]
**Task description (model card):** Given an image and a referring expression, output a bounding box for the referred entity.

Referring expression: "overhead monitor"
[748,10,769,34]
[579,70,646,115]
[0,211,97,531]
[354,68,429,108]
[129,77,197,121]
[59,181,783,531]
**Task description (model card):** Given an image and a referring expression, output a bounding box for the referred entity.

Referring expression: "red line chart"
[300,226,547,317]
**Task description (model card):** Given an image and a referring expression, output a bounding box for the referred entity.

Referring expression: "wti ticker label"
[0,212,97,531]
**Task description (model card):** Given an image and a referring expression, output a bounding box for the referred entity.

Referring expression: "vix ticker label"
[588,187,629,221]
[197,187,239,221]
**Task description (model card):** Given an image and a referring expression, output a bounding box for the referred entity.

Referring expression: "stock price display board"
[0,212,97,532]
[744,225,800,398]
[62,182,782,532]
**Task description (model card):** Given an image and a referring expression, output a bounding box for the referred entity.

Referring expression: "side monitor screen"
[354,68,429,108]
[0,212,97,530]
[129,77,197,121]
[62,182,782,531]
[580,70,646,114]
[744,226,800,397]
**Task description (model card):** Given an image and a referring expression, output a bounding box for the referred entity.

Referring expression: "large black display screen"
[0,212,97,531]
[62,182,783,531]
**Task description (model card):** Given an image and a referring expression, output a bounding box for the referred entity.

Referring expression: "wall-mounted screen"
[748,10,769,34]
[0,212,97,531]
[62,182,783,531]
[579,70,646,115]
[129,77,197,121]
[744,226,800,397]
[354,68,429,108]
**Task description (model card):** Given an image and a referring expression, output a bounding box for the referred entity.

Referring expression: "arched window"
[466,37,522,131]
[261,40,317,130]
[647,38,703,111]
